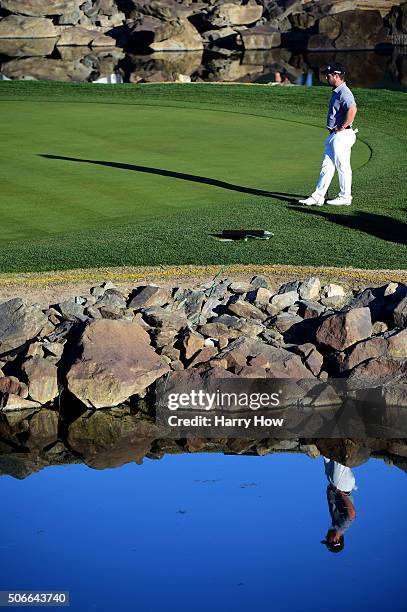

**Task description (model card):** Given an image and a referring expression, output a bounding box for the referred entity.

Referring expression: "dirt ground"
[0,264,406,307]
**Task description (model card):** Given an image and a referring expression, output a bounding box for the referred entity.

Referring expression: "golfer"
[321,458,357,553]
[299,63,358,207]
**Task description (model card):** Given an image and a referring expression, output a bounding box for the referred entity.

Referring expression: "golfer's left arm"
[336,104,357,131]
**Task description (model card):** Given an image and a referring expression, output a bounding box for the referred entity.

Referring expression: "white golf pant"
[312,129,357,200]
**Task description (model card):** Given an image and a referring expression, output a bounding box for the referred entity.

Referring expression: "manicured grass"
[0,81,406,272]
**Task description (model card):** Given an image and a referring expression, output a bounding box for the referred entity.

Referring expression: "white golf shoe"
[298,196,324,206]
[326,195,352,206]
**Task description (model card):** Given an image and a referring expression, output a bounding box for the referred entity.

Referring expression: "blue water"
[1,453,406,611]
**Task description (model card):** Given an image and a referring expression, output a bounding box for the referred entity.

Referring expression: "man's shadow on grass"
[292,205,407,246]
[39,154,302,203]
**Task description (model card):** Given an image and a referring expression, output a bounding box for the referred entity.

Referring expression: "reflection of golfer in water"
[321,457,357,553]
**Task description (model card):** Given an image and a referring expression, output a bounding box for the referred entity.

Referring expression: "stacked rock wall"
[0,1,406,51]
[0,275,406,411]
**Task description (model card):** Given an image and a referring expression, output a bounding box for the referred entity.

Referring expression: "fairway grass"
[1,81,406,272]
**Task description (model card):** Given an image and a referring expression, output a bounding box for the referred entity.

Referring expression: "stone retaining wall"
[0,274,406,411]
[0,0,406,53]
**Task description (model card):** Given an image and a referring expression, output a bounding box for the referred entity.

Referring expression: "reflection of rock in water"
[0,38,56,58]
[1,405,407,479]
[306,50,395,88]
[0,43,125,82]
[0,35,406,88]
[126,50,203,83]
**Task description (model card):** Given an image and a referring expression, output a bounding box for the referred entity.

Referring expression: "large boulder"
[239,25,281,50]
[0,15,58,38]
[149,17,204,51]
[22,357,59,405]
[394,295,407,327]
[316,307,373,351]
[66,319,170,408]
[128,15,203,51]
[207,2,263,28]
[309,9,391,50]
[56,26,116,47]
[0,0,80,17]
[0,299,48,356]
[0,376,28,398]
[128,0,195,21]
[348,357,407,387]
[215,336,315,378]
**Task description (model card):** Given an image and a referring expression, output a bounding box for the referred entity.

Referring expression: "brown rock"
[307,33,335,50]
[208,2,263,27]
[66,320,170,408]
[299,277,321,301]
[372,321,388,335]
[0,298,48,356]
[0,376,28,398]
[0,15,58,38]
[319,14,342,39]
[2,394,41,411]
[387,329,407,358]
[182,329,205,360]
[267,290,298,315]
[128,0,193,21]
[0,0,79,17]
[128,285,170,309]
[131,16,203,52]
[57,26,115,47]
[252,287,273,304]
[394,295,407,327]
[341,336,388,371]
[294,343,324,376]
[228,300,268,322]
[274,314,303,334]
[316,307,373,351]
[142,307,187,332]
[199,322,231,339]
[229,281,254,294]
[217,337,314,378]
[334,10,391,49]
[348,357,407,387]
[22,357,59,405]
[189,346,218,368]
[239,25,281,50]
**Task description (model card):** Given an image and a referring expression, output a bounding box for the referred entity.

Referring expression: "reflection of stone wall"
[1,403,407,479]
[0,3,406,83]
[1,39,406,88]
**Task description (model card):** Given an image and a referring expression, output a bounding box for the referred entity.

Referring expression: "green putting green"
[0,81,406,272]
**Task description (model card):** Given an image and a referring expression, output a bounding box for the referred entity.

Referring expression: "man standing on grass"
[299,63,358,207]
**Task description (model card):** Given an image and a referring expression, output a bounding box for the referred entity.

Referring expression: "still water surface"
[1,453,406,611]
